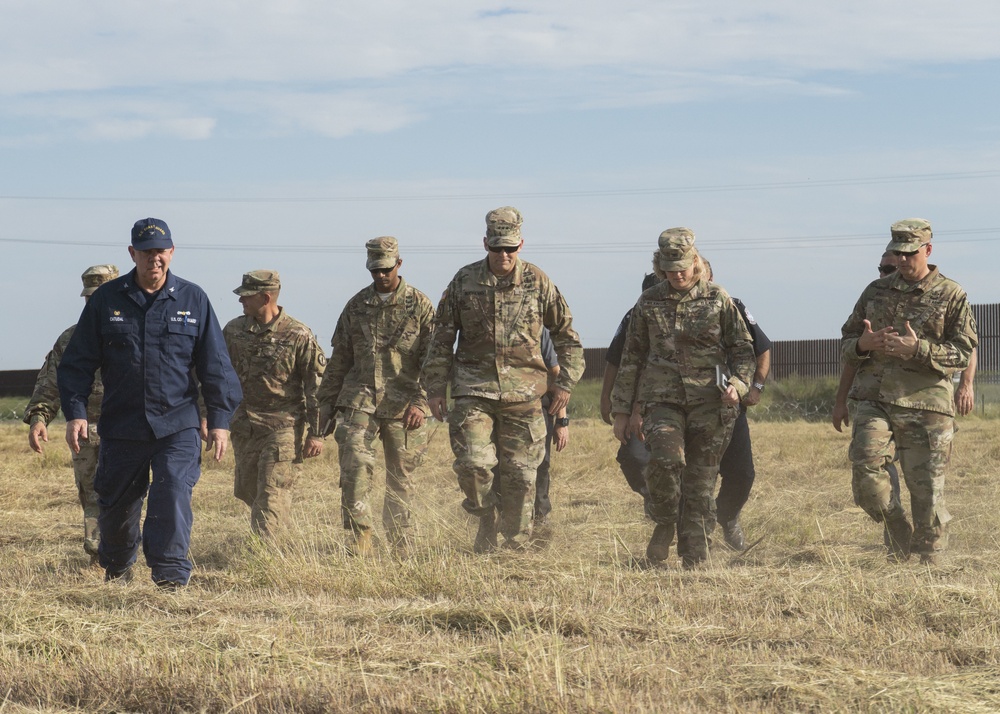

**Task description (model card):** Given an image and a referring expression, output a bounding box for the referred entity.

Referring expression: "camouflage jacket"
[223,308,326,435]
[317,277,435,420]
[841,265,977,416]
[610,278,755,413]
[422,257,584,403]
[24,325,104,426]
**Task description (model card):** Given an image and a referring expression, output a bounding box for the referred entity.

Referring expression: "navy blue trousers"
[95,429,201,584]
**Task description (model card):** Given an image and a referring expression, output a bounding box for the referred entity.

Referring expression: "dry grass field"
[2,408,1000,713]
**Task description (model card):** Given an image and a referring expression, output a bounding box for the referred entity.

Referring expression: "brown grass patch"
[2,416,1000,712]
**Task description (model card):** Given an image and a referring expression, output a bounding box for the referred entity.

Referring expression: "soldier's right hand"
[613,413,631,445]
[831,400,850,433]
[429,397,448,422]
[28,422,48,454]
[65,419,89,455]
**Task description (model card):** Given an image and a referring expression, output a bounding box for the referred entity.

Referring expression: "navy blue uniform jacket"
[58,268,242,439]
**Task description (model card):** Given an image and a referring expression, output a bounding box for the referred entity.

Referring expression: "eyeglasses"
[369,267,395,276]
[891,249,919,257]
[878,265,896,275]
[488,246,519,254]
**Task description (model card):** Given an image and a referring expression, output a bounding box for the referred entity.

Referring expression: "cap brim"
[132,238,174,251]
[233,286,261,296]
[885,240,922,253]
[486,235,521,248]
[659,256,695,272]
[366,258,398,270]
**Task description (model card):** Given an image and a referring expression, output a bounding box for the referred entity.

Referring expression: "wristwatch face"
[556,417,570,427]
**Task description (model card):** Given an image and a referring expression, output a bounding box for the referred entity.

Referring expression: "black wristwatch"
[555,417,570,427]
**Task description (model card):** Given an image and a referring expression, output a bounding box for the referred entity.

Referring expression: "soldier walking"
[224,270,326,537]
[25,264,118,566]
[840,219,977,565]
[317,237,435,557]
[422,207,584,552]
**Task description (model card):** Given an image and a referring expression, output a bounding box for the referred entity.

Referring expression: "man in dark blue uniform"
[58,218,242,589]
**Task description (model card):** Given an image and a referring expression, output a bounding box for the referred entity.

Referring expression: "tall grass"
[2,410,1000,712]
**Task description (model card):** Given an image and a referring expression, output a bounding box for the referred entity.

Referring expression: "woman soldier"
[611,228,756,568]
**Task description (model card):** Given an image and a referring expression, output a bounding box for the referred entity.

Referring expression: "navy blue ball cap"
[131,218,173,250]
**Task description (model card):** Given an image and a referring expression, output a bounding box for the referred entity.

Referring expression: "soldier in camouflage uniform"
[25,264,119,565]
[611,229,754,568]
[224,270,326,537]
[317,237,435,557]
[841,219,977,565]
[422,207,585,552]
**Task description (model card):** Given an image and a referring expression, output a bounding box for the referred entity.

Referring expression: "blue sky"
[4,2,1000,369]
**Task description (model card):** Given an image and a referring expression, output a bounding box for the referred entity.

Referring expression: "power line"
[2,228,997,253]
[1,170,998,204]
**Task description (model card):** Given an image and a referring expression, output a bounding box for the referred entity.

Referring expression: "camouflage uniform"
[317,268,435,545]
[611,229,755,565]
[842,220,977,558]
[422,207,585,548]
[25,325,105,556]
[224,275,326,535]
[24,264,117,558]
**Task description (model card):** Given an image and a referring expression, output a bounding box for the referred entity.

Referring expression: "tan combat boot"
[474,508,499,553]
[646,524,673,563]
[349,527,373,557]
[884,513,912,562]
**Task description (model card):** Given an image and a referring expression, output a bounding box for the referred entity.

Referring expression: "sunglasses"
[488,246,519,254]
[369,266,395,276]
[878,265,896,275]
[891,249,919,257]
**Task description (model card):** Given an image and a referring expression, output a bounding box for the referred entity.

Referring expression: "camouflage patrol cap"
[80,264,119,297]
[485,206,523,247]
[886,218,932,253]
[657,227,696,271]
[366,236,400,270]
[233,270,281,296]
[131,218,173,250]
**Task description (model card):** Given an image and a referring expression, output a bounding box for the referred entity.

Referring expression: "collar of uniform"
[120,268,177,302]
[246,306,286,334]
[893,264,940,293]
[667,276,708,301]
[364,276,407,304]
[476,257,523,287]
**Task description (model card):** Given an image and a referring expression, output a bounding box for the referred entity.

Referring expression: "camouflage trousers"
[643,401,738,562]
[72,426,101,556]
[448,396,546,544]
[849,400,953,554]
[334,409,426,535]
[231,423,297,536]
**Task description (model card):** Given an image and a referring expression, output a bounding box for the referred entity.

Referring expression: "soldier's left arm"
[298,329,327,440]
[540,280,584,394]
[406,292,436,416]
[193,296,243,432]
[721,295,755,400]
[24,340,65,428]
[911,291,978,374]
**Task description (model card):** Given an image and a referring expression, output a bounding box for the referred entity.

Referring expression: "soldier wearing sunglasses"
[422,206,584,552]
[839,219,978,566]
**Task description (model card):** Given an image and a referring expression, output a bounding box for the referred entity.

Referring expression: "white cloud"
[1,1,999,141]
[85,117,216,141]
